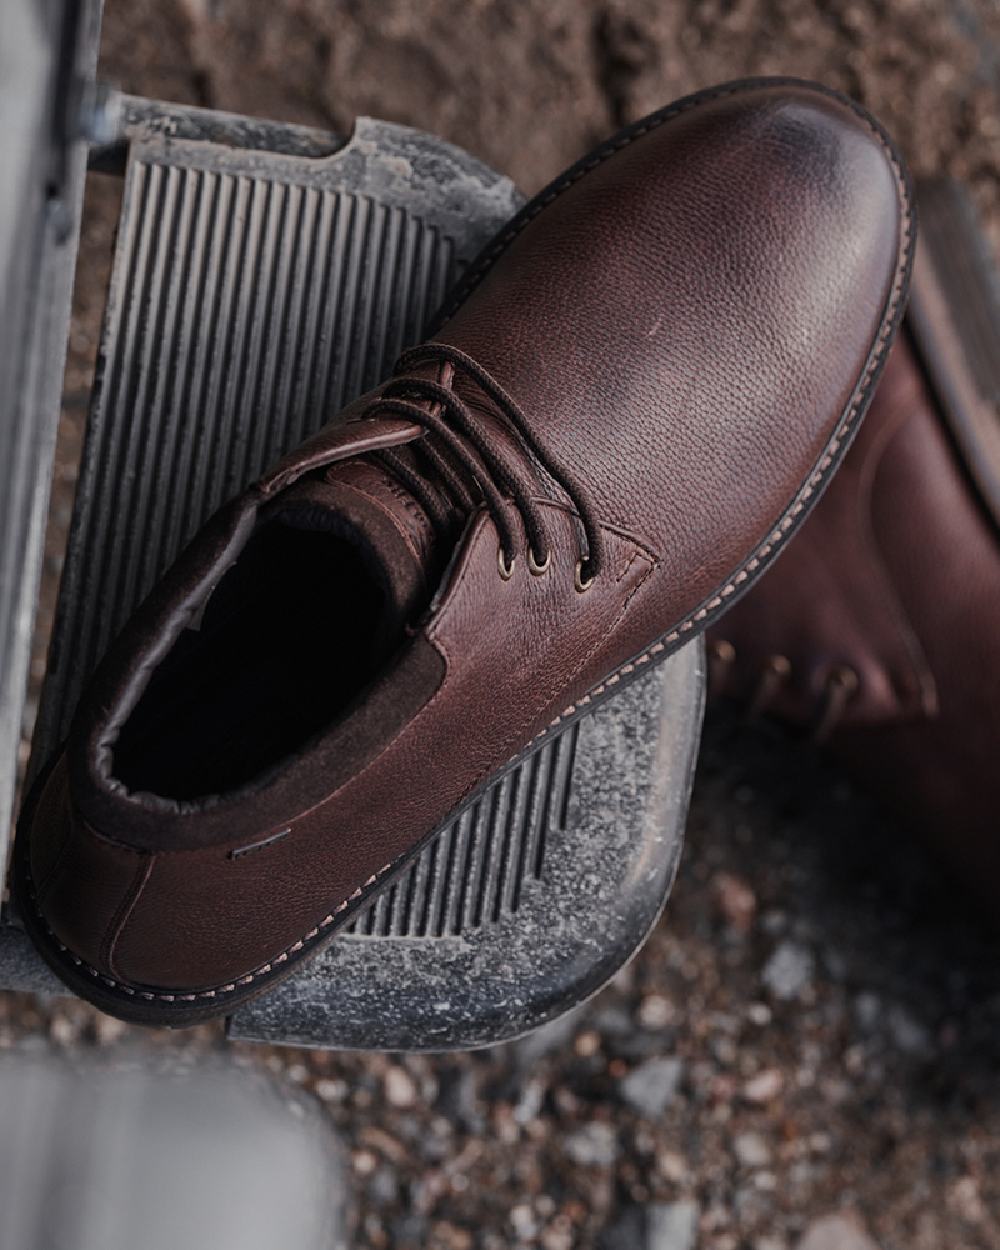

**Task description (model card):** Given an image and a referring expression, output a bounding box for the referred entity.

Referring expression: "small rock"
[761,909,788,935]
[762,941,815,1001]
[563,1122,619,1167]
[638,994,674,1029]
[93,1013,129,1045]
[510,1205,536,1238]
[369,1165,399,1205]
[48,1014,78,1047]
[886,1005,932,1057]
[710,1034,738,1066]
[747,1002,772,1026]
[948,1176,986,1222]
[648,1201,699,1250]
[435,1068,483,1132]
[314,1078,347,1102]
[620,1056,684,1117]
[384,1065,417,1108]
[743,1069,783,1104]
[429,1221,473,1250]
[575,1029,601,1057]
[735,1184,771,1222]
[593,1005,634,1037]
[541,1220,574,1250]
[657,1149,688,1182]
[853,992,882,1032]
[513,1077,544,1124]
[713,872,757,933]
[796,1213,880,1250]
[734,1132,772,1168]
[352,1148,378,1176]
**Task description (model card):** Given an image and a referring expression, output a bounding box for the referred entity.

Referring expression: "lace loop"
[363,344,604,579]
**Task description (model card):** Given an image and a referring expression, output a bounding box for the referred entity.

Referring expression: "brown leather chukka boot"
[16,78,913,1024]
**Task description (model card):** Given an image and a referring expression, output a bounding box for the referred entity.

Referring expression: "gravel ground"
[12,2,1000,1248]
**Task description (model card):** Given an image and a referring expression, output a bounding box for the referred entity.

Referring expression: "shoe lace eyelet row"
[497,544,595,592]
[708,639,860,741]
[368,343,606,588]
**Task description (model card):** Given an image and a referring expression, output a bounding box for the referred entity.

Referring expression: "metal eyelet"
[828,663,860,694]
[747,653,792,720]
[574,559,595,593]
[528,548,551,576]
[709,639,736,665]
[707,639,736,698]
[498,547,516,581]
[764,653,792,679]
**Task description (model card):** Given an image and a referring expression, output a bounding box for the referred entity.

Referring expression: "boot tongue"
[267,457,444,657]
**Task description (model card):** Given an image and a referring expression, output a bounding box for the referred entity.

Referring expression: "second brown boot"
[708,188,1000,911]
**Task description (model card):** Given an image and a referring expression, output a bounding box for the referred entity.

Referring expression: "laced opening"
[363,343,605,582]
[708,639,860,742]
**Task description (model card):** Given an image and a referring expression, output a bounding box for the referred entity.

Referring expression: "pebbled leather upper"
[23,79,913,998]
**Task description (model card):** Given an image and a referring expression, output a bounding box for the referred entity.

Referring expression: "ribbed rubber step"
[346,722,578,939]
[29,115,520,766]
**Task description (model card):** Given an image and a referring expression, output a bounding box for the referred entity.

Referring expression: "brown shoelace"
[365,343,605,583]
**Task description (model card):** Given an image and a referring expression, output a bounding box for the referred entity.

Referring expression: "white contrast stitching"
[26,853,397,1004]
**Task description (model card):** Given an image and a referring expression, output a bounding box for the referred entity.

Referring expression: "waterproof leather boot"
[17,78,913,1023]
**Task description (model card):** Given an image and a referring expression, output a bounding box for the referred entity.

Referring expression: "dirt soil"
[12,2,1000,1248]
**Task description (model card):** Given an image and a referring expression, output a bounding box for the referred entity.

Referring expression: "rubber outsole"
[13,76,915,1026]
